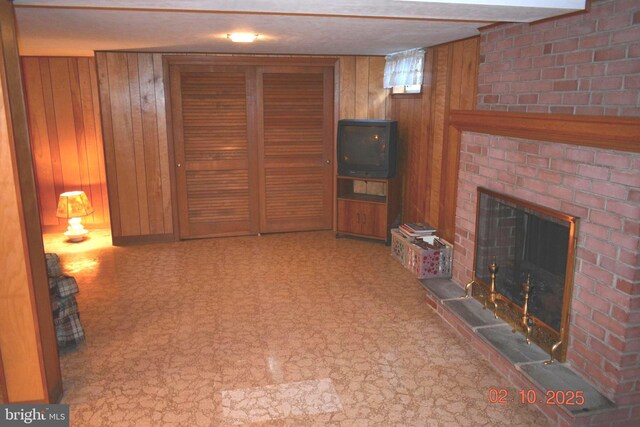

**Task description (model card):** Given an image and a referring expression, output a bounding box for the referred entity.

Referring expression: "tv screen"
[337,119,397,179]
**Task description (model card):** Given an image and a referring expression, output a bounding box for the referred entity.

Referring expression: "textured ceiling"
[14,0,586,56]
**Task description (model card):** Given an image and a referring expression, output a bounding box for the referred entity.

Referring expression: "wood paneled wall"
[96,52,388,242]
[95,52,172,241]
[339,56,388,120]
[388,37,479,243]
[22,56,109,230]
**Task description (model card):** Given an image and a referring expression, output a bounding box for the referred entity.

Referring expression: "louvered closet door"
[258,67,334,233]
[171,65,259,238]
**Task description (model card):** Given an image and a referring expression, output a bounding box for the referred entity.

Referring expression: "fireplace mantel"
[449,110,640,153]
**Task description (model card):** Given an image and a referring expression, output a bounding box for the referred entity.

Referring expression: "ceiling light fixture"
[227,33,259,43]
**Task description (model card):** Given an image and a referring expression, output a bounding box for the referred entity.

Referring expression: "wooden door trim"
[256,66,267,231]
[0,0,62,403]
[167,65,189,238]
[162,56,181,241]
[245,66,260,235]
[332,63,340,231]
[322,66,336,231]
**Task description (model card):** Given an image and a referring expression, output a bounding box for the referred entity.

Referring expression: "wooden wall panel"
[96,52,173,240]
[367,57,387,119]
[96,52,387,241]
[21,56,109,230]
[439,37,480,241]
[0,0,61,403]
[428,45,449,226]
[0,47,44,405]
[339,56,356,119]
[388,37,479,243]
[354,57,370,119]
[338,56,388,120]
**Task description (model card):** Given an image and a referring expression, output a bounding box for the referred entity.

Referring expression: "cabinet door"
[359,202,387,239]
[337,200,387,239]
[337,200,362,234]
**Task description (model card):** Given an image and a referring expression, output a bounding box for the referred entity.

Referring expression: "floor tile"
[45,230,551,426]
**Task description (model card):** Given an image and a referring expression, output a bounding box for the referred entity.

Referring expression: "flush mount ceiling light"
[227,33,259,43]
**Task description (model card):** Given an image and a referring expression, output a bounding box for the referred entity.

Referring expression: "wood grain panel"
[77,59,108,225]
[21,58,57,224]
[459,37,480,110]
[95,52,122,236]
[97,52,174,239]
[22,56,109,230]
[107,52,141,236]
[393,92,427,223]
[339,56,356,119]
[450,110,640,152]
[0,48,44,406]
[428,45,449,225]
[417,49,434,220]
[367,57,387,120]
[153,54,173,234]
[355,57,370,119]
[137,54,165,234]
[127,54,150,235]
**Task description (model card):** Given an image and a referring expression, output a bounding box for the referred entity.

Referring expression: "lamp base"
[64,217,89,242]
[64,229,89,242]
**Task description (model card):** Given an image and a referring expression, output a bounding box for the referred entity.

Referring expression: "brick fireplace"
[447,0,639,425]
[454,134,639,402]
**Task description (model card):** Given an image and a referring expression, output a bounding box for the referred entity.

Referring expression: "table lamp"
[56,191,94,242]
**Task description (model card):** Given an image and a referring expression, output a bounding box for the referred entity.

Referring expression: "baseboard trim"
[112,233,175,246]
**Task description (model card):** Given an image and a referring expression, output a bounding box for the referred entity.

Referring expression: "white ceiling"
[14,0,586,57]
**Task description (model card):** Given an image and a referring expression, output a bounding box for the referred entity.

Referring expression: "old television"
[337,119,398,179]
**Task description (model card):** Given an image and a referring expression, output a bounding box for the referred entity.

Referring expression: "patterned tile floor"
[44,230,550,426]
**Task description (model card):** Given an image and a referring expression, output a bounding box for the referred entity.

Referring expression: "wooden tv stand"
[336,176,401,243]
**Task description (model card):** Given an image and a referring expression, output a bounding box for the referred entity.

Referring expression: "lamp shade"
[56,191,94,219]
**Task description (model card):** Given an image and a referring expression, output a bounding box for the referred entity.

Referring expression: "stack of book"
[398,222,436,239]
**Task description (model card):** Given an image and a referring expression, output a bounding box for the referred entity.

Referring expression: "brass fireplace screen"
[466,187,578,363]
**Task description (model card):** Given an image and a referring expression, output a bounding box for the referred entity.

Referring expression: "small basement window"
[384,48,425,93]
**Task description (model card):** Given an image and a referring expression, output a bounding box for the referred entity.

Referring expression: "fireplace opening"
[470,187,578,362]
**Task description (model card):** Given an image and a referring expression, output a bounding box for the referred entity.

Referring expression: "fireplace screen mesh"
[475,191,572,333]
